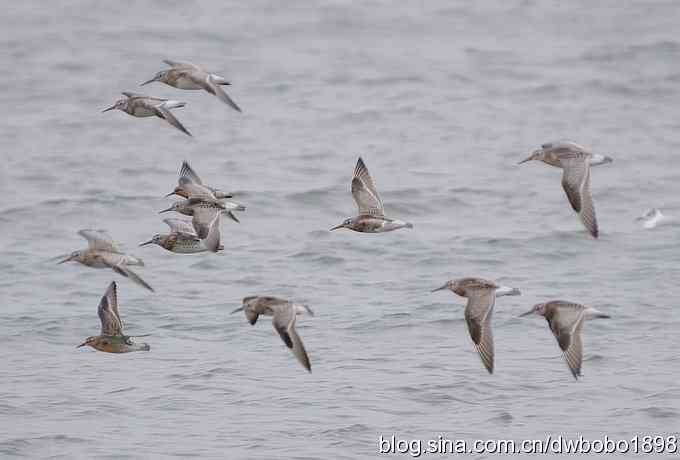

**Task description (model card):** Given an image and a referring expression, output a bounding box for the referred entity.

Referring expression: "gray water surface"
[2,1,680,459]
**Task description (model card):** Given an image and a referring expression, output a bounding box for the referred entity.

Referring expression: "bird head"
[330,217,353,231]
[141,70,167,86]
[520,302,547,317]
[57,250,81,264]
[518,148,545,165]
[102,99,126,113]
[139,234,162,247]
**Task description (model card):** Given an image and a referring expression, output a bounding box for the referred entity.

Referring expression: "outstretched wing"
[98,281,123,336]
[121,91,164,100]
[78,229,118,252]
[351,157,384,216]
[546,301,586,379]
[204,75,242,112]
[179,161,203,185]
[192,205,220,239]
[154,105,192,137]
[203,213,221,252]
[272,305,312,372]
[163,218,199,238]
[100,254,154,292]
[561,158,598,237]
[163,59,199,69]
[464,290,496,374]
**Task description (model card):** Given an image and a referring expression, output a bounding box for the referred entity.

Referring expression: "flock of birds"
[59,59,672,380]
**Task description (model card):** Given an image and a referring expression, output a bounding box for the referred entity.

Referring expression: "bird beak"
[139,240,154,247]
[102,105,116,112]
[518,156,533,165]
[329,224,344,231]
[57,254,74,264]
[164,192,176,198]
[140,76,157,86]
[76,341,88,348]
[519,309,534,317]
[431,284,448,292]
[231,306,245,314]
[159,207,173,214]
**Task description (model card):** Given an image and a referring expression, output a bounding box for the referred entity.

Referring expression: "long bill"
[519,309,534,317]
[102,105,116,112]
[76,341,88,348]
[159,207,173,214]
[57,254,75,264]
[329,224,344,231]
[517,156,533,165]
[231,306,245,314]
[140,77,157,86]
[139,240,154,247]
[431,284,448,292]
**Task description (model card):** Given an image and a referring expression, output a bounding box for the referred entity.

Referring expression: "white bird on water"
[635,208,672,229]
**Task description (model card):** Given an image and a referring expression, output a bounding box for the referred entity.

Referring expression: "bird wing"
[464,289,496,374]
[163,59,199,69]
[546,301,586,379]
[101,254,154,292]
[122,91,167,102]
[98,281,123,336]
[78,229,118,252]
[179,160,203,185]
[154,104,192,137]
[163,218,199,238]
[204,75,242,112]
[272,305,312,372]
[203,212,221,252]
[351,157,384,217]
[561,157,598,237]
[192,205,219,239]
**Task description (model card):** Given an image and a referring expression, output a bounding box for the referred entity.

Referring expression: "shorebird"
[330,157,413,233]
[635,208,672,229]
[432,277,521,374]
[519,141,613,238]
[58,230,154,292]
[141,59,241,112]
[102,92,191,136]
[520,300,609,380]
[232,296,314,372]
[140,218,223,253]
[159,200,222,251]
[78,281,150,353]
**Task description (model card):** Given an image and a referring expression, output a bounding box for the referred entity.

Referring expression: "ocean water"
[2,1,680,458]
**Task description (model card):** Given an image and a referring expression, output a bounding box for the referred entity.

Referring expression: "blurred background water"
[1,1,680,458]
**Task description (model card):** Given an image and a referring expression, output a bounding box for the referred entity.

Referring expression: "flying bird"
[159,200,223,252]
[139,218,223,253]
[519,141,612,238]
[232,296,314,372]
[520,300,609,380]
[102,92,191,136]
[58,230,154,292]
[432,277,521,374]
[78,281,150,353]
[141,59,241,112]
[330,157,413,233]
